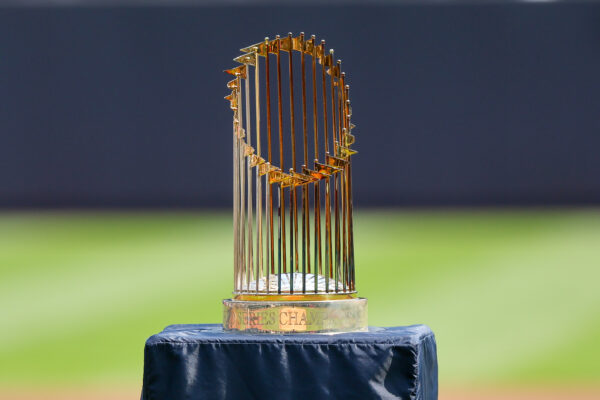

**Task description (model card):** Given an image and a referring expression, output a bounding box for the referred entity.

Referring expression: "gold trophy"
[223,33,366,333]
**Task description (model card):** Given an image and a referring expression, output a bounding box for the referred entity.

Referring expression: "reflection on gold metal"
[224,33,363,333]
[223,298,367,334]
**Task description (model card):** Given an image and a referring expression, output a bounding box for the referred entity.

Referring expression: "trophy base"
[222,297,368,334]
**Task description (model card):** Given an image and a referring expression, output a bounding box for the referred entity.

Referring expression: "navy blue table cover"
[142,324,438,400]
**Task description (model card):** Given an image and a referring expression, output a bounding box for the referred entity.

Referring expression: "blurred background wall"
[2,1,600,209]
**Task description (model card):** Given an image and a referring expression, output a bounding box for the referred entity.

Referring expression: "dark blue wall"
[1,3,600,208]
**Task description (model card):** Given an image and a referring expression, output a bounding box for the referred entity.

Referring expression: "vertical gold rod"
[300,33,309,292]
[321,43,332,292]
[293,184,298,279]
[336,68,344,147]
[276,35,286,292]
[245,71,253,292]
[237,83,246,291]
[343,85,350,292]
[287,33,297,293]
[348,157,355,291]
[330,52,340,293]
[255,51,261,161]
[321,43,329,155]
[339,71,347,291]
[265,38,274,282]
[266,40,273,164]
[277,187,282,293]
[335,64,343,291]
[233,88,239,292]
[265,169,271,293]
[329,53,337,148]
[254,50,262,292]
[345,87,355,291]
[311,36,321,293]
[255,169,261,292]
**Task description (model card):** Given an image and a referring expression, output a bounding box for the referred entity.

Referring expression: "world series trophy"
[223,33,366,333]
[141,33,437,400]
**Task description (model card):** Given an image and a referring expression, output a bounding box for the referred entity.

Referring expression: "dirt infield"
[3,387,600,399]
[442,387,600,400]
[0,387,139,400]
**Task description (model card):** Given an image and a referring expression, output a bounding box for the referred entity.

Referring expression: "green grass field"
[0,210,599,388]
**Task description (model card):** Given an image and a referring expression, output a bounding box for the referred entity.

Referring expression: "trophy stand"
[141,33,438,400]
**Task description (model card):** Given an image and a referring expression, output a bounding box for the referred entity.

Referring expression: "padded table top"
[142,324,438,400]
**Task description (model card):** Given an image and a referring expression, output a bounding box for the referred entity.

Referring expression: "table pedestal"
[142,324,438,400]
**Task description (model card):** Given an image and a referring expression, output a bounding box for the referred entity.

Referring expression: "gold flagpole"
[254,48,262,292]
[311,36,321,293]
[245,63,253,292]
[286,33,298,293]
[329,51,339,292]
[265,37,274,291]
[299,33,309,293]
[338,71,347,291]
[320,41,333,292]
[276,35,286,293]
[232,81,239,292]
